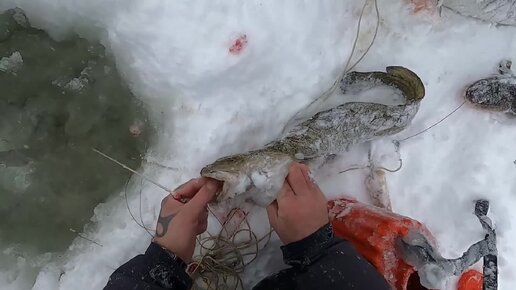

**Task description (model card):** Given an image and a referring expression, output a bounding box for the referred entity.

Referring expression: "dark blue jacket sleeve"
[104,242,192,290]
[253,224,391,290]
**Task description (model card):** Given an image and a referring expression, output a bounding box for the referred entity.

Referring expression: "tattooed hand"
[153,178,220,263]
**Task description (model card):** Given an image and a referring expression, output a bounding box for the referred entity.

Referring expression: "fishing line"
[397,100,466,143]
[144,159,179,171]
[138,176,149,236]
[338,151,403,174]
[92,147,173,193]
[124,174,154,237]
[95,148,274,288]
[339,100,465,175]
[439,3,516,27]
[338,164,370,174]
[338,141,402,175]
[346,0,380,72]
[189,208,274,290]
[282,0,380,133]
[92,147,180,236]
[69,228,103,247]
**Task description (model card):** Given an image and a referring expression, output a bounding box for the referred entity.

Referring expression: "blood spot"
[229,34,248,55]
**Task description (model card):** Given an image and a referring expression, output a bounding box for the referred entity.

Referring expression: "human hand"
[266,163,329,245]
[153,178,220,263]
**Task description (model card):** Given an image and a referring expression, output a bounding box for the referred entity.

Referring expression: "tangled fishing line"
[188,208,273,290]
[92,149,275,290]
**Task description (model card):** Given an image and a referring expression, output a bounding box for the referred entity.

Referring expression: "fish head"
[201,150,294,207]
[201,154,253,196]
[464,77,512,112]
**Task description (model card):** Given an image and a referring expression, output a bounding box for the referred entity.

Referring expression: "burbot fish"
[465,59,516,113]
[201,66,425,207]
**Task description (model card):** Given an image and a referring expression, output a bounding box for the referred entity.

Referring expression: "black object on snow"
[475,200,498,290]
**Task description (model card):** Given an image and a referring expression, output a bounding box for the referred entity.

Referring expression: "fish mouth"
[200,169,234,183]
[200,169,253,201]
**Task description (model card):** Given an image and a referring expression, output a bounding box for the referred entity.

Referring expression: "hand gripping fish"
[201,66,425,207]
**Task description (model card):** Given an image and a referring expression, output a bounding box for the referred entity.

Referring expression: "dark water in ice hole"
[0,8,153,254]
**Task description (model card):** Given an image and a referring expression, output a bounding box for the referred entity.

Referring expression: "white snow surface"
[1,0,516,289]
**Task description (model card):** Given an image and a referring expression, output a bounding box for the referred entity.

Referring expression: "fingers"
[300,164,315,189]
[266,200,279,226]
[173,178,207,198]
[197,208,209,234]
[277,180,295,201]
[184,179,220,215]
[287,163,312,196]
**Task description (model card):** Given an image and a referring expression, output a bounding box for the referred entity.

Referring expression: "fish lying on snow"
[201,66,425,207]
[465,59,516,113]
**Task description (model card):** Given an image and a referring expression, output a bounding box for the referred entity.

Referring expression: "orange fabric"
[328,198,435,290]
[458,270,482,290]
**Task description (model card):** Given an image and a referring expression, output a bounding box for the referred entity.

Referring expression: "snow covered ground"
[1,0,515,289]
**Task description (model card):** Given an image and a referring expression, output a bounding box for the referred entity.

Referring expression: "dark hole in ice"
[0,8,153,253]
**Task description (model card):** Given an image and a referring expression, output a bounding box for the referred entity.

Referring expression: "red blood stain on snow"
[229,34,248,55]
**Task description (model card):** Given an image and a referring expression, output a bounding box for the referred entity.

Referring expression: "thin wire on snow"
[124,174,155,237]
[282,0,381,133]
[338,141,403,175]
[69,228,104,247]
[92,147,173,193]
[397,100,466,143]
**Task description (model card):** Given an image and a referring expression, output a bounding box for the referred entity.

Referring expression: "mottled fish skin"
[267,101,420,159]
[201,66,425,205]
[464,75,516,113]
[267,66,425,159]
